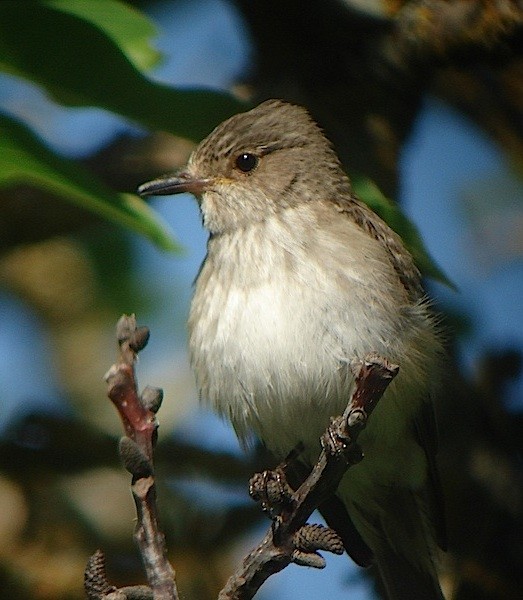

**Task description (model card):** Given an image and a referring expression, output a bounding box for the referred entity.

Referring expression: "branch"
[84,315,178,600]
[218,354,399,600]
[84,316,397,600]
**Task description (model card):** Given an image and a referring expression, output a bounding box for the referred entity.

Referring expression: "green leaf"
[45,0,162,72]
[0,112,179,251]
[0,1,246,141]
[351,174,454,288]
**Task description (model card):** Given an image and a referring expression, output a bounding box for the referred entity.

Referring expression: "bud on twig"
[140,385,164,413]
[119,436,153,479]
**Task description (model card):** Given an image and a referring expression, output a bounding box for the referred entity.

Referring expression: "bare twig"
[218,354,399,600]
[85,317,397,600]
[84,315,178,600]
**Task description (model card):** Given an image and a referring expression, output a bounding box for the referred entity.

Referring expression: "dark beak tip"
[137,182,154,197]
[136,175,188,197]
[137,174,212,197]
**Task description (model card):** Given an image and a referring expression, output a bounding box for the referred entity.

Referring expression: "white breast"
[188,207,436,456]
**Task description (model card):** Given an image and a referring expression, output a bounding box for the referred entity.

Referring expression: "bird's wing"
[318,494,374,567]
[414,397,448,551]
[334,194,424,300]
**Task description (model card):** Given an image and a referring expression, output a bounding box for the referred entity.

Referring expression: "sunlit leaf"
[0,1,445,271]
[0,113,179,251]
[45,0,162,72]
[0,1,246,141]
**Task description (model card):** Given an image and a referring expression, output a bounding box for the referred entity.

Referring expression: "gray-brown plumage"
[139,100,446,599]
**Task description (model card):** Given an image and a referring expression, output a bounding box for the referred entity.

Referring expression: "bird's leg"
[248,459,345,569]
[248,441,308,517]
[249,355,399,565]
[248,443,345,565]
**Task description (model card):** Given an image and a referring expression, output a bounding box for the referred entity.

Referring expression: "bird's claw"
[322,416,364,465]
[249,467,294,518]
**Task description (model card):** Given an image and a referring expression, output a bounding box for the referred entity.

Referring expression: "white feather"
[189,205,438,466]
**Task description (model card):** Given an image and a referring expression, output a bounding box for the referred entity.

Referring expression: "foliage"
[0,0,244,249]
[0,0,445,280]
[0,113,179,251]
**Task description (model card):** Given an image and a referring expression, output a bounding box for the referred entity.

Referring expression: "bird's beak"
[137,172,212,197]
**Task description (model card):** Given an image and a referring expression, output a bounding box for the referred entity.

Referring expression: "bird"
[138,99,446,599]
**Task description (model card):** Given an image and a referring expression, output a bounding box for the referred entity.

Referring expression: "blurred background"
[0,1,522,599]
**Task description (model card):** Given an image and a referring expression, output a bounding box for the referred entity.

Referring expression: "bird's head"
[138,99,347,234]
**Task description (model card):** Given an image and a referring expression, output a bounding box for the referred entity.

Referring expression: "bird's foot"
[321,416,364,466]
[249,466,295,518]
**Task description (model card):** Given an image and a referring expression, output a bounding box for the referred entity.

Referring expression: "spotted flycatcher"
[139,100,446,599]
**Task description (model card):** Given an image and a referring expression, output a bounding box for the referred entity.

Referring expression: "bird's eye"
[235,152,258,173]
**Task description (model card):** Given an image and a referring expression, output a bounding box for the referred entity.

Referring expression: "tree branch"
[84,315,178,600]
[85,316,398,600]
[218,354,399,600]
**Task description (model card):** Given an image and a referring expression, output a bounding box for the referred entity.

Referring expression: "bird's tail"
[374,540,444,600]
[346,487,445,600]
